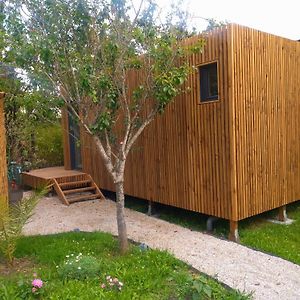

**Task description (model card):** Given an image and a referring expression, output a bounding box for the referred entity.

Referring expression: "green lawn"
[0,232,249,299]
[239,202,300,265]
[125,196,300,265]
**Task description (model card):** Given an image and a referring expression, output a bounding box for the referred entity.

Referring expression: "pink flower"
[101,283,106,289]
[113,278,118,283]
[32,279,43,289]
[32,287,37,293]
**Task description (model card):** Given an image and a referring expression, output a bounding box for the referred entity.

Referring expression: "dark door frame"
[68,110,82,170]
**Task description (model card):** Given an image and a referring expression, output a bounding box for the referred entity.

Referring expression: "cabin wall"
[79,27,234,220]
[0,93,8,208]
[230,24,300,220]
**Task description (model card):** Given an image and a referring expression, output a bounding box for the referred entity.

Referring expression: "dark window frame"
[198,61,219,103]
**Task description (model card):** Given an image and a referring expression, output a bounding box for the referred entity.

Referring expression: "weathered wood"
[228,220,240,242]
[62,24,300,223]
[67,193,101,204]
[63,186,95,195]
[59,179,91,189]
[0,93,8,209]
[278,205,287,222]
[22,167,86,189]
[53,178,70,205]
[86,174,105,200]
[22,166,103,205]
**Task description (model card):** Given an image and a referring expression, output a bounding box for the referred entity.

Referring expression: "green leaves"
[154,65,189,113]
[0,190,46,266]
[192,277,212,299]
[4,0,204,158]
[91,112,113,133]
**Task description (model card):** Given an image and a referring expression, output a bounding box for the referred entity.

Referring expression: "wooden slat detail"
[0,93,8,208]
[230,24,300,220]
[59,179,91,188]
[53,178,70,205]
[86,174,105,200]
[63,186,95,195]
[79,26,233,220]
[67,24,300,221]
[67,193,101,204]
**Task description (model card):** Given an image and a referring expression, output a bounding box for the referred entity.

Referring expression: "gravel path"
[22,195,300,300]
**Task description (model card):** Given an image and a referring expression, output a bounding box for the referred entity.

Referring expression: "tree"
[4,0,204,253]
[1,3,62,166]
[204,18,228,32]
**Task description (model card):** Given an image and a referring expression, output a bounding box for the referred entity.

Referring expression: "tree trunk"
[115,180,129,254]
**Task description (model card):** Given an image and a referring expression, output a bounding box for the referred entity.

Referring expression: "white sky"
[156,0,300,40]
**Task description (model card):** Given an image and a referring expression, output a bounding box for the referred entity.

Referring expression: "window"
[199,62,219,102]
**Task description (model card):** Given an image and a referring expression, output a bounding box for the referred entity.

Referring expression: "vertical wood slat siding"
[0,93,8,208]
[230,24,300,220]
[79,27,233,220]
[63,24,300,221]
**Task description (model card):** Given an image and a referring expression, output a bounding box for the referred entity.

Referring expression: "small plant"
[57,253,101,280]
[17,273,45,299]
[0,190,45,266]
[190,276,212,299]
[32,278,43,293]
[100,275,124,292]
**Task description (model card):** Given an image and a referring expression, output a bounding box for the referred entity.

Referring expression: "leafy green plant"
[33,124,63,168]
[0,190,45,266]
[16,276,45,300]
[190,276,213,299]
[58,254,101,280]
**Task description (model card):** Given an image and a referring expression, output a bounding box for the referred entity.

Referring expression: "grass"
[122,193,300,265]
[239,202,300,264]
[0,232,249,299]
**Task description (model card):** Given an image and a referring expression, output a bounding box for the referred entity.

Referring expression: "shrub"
[34,124,63,168]
[57,254,101,281]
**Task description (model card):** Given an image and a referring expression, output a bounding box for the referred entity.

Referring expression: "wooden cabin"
[25,24,300,239]
[0,92,8,209]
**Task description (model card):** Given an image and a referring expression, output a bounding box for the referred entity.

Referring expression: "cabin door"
[68,111,82,170]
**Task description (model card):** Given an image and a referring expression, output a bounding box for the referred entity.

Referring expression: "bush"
[34,124,63,168]
[57,254,101,281]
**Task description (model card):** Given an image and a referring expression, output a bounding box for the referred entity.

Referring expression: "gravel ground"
[22,195,300,300]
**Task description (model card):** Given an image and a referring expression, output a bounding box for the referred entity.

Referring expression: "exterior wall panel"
[79,27,233,220]
[230,24,300,220]
[0,93,8,208]
[63,24,300,221]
